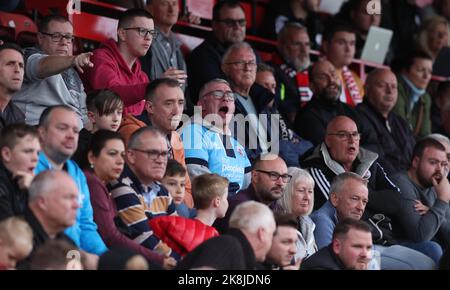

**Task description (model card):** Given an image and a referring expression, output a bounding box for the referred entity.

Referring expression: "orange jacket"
[119,114,193,208]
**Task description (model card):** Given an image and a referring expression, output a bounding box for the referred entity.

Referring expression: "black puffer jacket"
[0,161,28,220]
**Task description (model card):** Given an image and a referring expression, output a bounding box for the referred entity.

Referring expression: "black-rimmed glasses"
[255,169,292,183]
[123,27,158,39]
[40,32,74,43]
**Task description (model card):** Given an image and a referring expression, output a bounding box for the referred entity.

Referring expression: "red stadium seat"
[0,11,38,39]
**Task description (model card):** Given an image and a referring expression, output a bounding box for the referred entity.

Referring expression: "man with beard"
[391,138,450,249]
[294,60,375,149]
[270,22,313,124]
[356,68,416,176]
[215,153,288,233]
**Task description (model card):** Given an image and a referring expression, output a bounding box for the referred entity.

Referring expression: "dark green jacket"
[393,76,431,138]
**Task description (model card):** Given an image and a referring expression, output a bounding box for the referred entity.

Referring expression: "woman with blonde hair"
[417,15,450,60]
[276,167,317,261]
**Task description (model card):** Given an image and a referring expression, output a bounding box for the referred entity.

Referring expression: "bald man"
[215,154,288,233]
[356,68,416,175]
[23,170,80,264]
[301,115,400,213]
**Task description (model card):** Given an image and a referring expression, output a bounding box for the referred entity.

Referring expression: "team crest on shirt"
[237,148,244,157]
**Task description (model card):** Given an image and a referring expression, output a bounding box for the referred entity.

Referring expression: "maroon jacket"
[84,170,163,264]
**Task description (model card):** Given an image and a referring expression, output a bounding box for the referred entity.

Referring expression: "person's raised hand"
[73,52,94,74]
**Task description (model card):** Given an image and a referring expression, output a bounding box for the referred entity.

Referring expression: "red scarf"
[341,66,362,107]
[272,53,312,107]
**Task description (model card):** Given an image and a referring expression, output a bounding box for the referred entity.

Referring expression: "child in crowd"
[30,239,83,270]
[0,217,33,270]
[72,89,124,169]
[161,159,196,218]
[150,173,229,257]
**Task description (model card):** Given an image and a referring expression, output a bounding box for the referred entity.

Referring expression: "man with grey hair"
[108,126,178,269]
[176,200,276,270]
[222,42,313,166]
[270,22,313,123]
[221,42,269,160]
[311,172,370,249]
[181,78,251,197]
[36,105,107,256]
[310,172,436,270]
[20,170,80,267]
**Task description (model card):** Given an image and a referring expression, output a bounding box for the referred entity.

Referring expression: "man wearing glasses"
[108,126,178,269]
[13,15,93,126]
[119,78,194,208]
[301,115,399,212]
[181,78,251,198]
[222,42,314,166]
[215,153,289,233]
[82,8,156,117]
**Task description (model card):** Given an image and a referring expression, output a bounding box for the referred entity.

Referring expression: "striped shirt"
[108,165,178,258]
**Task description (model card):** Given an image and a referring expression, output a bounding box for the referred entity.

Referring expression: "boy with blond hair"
[150,173,229,257]
[192,173,229,226]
